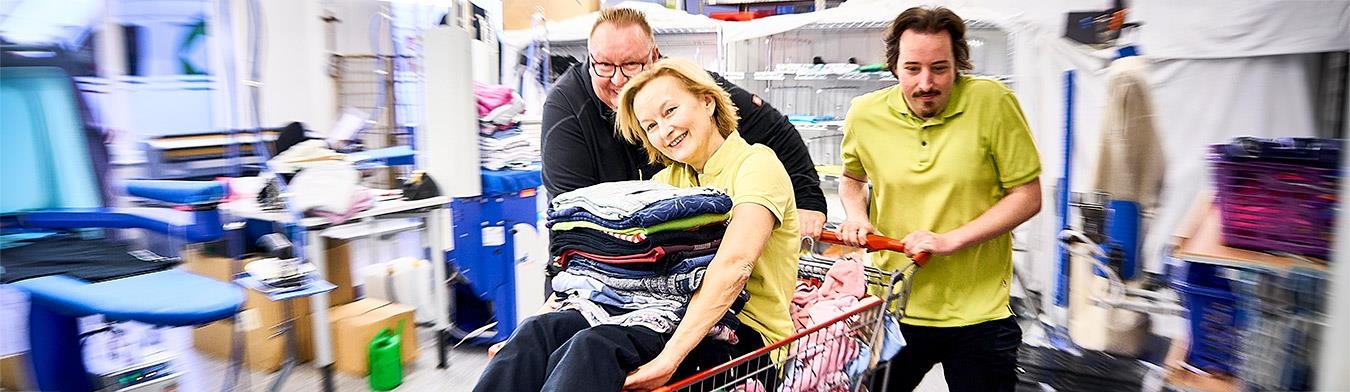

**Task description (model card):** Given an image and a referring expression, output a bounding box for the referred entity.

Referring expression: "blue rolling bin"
[447,168,542,344]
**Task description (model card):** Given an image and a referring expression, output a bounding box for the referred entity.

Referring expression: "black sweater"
[540,64,826,215]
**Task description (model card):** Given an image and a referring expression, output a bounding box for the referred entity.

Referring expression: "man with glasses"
[540,7,827,240]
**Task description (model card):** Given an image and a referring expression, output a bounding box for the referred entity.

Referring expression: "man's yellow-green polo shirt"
[842,75,1041,327]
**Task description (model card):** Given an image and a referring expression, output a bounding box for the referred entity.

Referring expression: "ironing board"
[20,281,238,392]
[6,181,243,392]
[8,182,244,392]
[1,66,244,392]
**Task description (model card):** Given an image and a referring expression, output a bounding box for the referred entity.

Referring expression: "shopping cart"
[655,232,928,392]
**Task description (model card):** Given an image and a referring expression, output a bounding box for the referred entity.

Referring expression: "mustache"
[912,90,941,98]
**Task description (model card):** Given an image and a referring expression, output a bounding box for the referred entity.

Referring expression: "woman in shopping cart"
[473,57,799,392]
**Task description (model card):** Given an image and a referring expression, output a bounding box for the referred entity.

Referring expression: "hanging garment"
[1092,56,1165,213]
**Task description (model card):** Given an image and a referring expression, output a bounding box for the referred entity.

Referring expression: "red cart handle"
[819,231,930,267]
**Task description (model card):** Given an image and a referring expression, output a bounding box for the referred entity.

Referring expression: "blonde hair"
[616,58,739,167]
[591,8,654,42]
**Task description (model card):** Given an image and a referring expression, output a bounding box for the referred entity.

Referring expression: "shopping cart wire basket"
[655,232,926,392]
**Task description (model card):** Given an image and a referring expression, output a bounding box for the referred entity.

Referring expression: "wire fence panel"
[330,54,419,188]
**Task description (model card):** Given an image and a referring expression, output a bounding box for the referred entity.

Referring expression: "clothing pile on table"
[262,138,374,224]
[546,180,745,342]
[475,82,537,170]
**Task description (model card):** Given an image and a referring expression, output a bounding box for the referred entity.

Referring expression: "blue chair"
[1,66,244,392]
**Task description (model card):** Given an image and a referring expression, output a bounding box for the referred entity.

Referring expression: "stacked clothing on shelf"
[475,82,537,170]
[546,180,745,342]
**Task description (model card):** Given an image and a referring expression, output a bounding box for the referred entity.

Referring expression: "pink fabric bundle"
[310,188,375,225]
[782,257,867,392]
[474,81,517,116]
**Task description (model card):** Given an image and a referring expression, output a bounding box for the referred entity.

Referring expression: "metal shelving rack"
[720,18,1016,166]
[544,26,724,75]
[531,8,1017,168]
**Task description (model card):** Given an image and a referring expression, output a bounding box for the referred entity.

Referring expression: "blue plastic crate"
[1172,261,1244,374]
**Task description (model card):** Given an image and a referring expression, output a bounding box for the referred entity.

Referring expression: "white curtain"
[1134,0,1350,60]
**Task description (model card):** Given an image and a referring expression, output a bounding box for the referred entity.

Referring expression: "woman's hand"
[836,217,879,248]
[622,356,680,391]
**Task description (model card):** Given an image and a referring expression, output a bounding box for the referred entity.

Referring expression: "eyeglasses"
[589,52,652,79]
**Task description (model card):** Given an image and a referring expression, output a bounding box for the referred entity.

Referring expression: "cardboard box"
[181,246,241,281]
[328,298,418,376]
[323,238,358,307]
[0,353,35,392]
[504,0,600,30]
[182,248,315,371]
[191,289,315,372]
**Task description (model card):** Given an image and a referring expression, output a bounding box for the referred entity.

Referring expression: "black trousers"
[473,310,764,392]
[871,316,1022,392]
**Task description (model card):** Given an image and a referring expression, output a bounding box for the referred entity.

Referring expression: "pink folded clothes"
[474,81,517,116]
[309,188,375,224]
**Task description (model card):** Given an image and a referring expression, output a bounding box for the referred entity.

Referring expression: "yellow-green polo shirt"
[652,132,799,345]
[842,76,1041,327]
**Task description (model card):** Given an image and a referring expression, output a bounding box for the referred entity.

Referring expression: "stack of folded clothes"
[546,180,746,342]
[474,82,537,170]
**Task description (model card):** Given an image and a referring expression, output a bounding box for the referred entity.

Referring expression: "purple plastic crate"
[1209,145,1339,259]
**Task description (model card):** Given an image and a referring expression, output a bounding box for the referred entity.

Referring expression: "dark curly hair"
[883,6,972,78]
